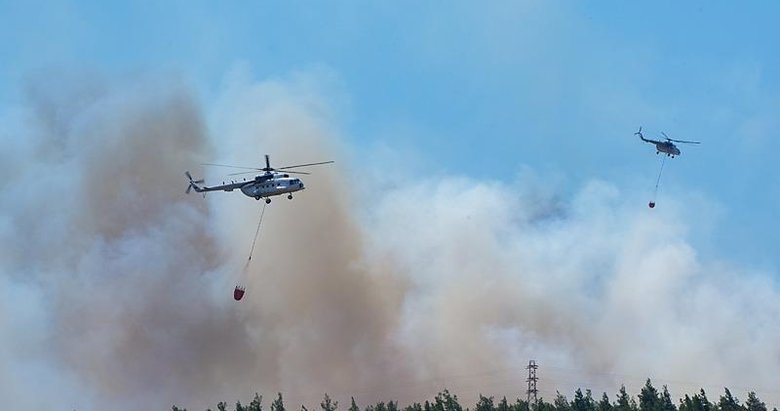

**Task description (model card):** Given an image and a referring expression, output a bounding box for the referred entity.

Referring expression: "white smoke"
[1,70,778,410]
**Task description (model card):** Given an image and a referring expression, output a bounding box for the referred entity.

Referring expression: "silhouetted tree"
[537,398,558,411]
[272,393,286,411]
[679,389,713,411]
[429,390,463,411]
[248,393,263,411]
[598,393,613,411]
[639,379,661,411]
[476,395,496,411]
[514,398,531,411]
[404,403,424,411]
[554,392,571,411]
[498,397,512,411]
[660,386,676,411]
[615,386,637,411]
[321,394,338,411]
[218,402,228,411]
[718,388,741,411]
[572,389,596,411]
[745,392,766,411]
[348,397,359,411]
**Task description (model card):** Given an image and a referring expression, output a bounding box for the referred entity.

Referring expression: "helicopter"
[185,154,334,204]
[635,127,700,157]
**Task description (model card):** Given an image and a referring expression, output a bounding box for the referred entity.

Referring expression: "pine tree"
[572,389,595,411]
[639,379,660,411]
[598,393,613,411]
[537,398,558,411]
[660,386,676,411]
[514,398,531,411]
[697,389,713,411]
[718,388,741,411]
[476,395,496,411]
[272,393,286,411]
[498,397,511,411]
[680,389,713,411]
[745,392,767,411]
[248,394,263,411]
[432,390,463,411]
[615,386,636,411]
[554,391,571,411]
[349,397,360,411]
[321,394,339,411]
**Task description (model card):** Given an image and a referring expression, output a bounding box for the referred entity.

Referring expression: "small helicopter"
[186,154,334,204]
[635,127,700,158]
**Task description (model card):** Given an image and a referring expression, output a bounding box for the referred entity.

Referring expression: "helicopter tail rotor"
[634,126,645,140]
[185,171,205,194]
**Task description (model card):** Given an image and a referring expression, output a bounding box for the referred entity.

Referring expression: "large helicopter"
[186,154,333,204]
[635,127,700,157]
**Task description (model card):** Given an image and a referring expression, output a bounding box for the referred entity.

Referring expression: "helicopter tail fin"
[185,171,205,194]
[634,126,649,142]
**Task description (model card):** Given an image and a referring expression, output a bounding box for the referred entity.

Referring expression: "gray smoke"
[1,71,779,410]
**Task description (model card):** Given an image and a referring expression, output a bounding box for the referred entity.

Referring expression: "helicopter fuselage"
[653,141,680,156]
[188,173,305,201]
[639,135,681,157]
[239,176,305,199]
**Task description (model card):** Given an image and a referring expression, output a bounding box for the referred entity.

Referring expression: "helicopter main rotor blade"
[660,132,700,144]
[201,163,263,171]
[277,160,335,170]
[227,170,311,176]
[227,170,262,176]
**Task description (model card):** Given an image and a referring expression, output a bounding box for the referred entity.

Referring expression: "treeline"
[172,380,777,411]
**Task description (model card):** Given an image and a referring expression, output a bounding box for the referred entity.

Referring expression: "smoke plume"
[1,71,779,410]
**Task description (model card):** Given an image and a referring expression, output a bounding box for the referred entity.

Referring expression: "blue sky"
[2,1,779,268]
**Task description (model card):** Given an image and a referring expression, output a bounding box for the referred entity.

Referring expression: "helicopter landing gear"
[265,198,271,204]
[255,196,261,200]
[288,194,293,200]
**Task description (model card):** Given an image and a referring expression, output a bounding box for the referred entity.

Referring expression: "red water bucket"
[648,201,656,208]
[234,286,245,301]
